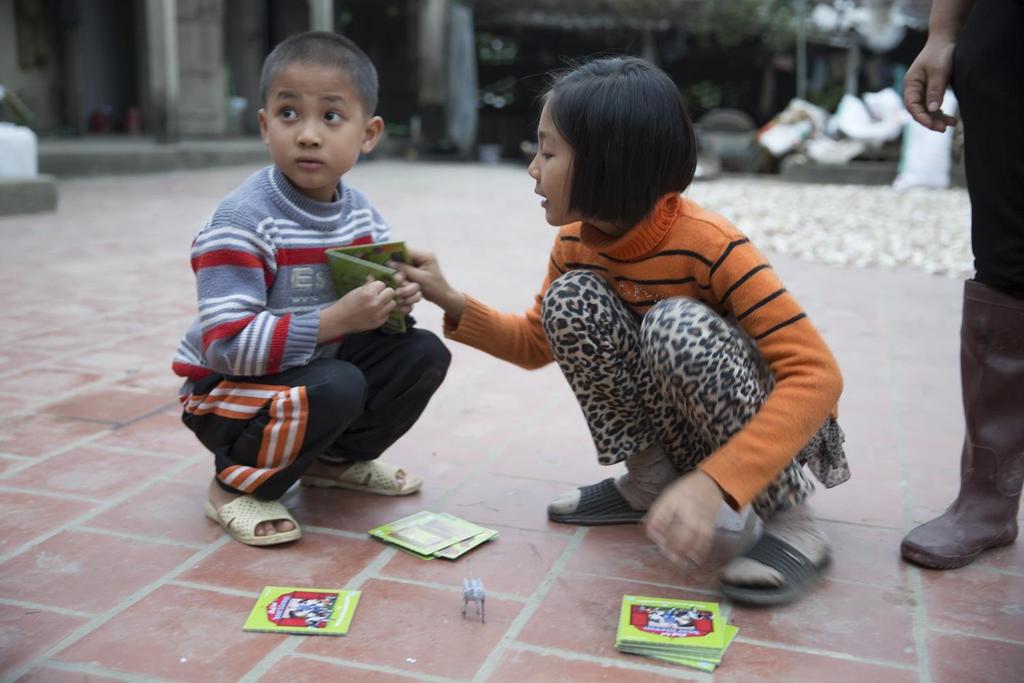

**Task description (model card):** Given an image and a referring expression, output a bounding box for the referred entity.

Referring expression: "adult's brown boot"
[901,280,1024,569]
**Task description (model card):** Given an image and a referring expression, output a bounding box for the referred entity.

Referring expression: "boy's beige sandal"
[204,496,302,546]
[301,461,422,496]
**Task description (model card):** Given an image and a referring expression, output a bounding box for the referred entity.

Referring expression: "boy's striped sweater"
[445,193,843,509]
[172,165,389,397]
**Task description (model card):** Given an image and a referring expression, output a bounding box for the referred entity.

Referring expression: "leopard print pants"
[540,271,849,518]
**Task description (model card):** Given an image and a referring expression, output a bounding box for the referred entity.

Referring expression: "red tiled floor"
[43,387,174,424]
[517,573,702,666]
[59,345,171,375]
[487,648,700,682]
[84,480,225,546]
[3,164,1019,680]
[256,656,408,683]
[298,577,522,680]
[380,524,571,597]
[566,525,720,592]
[0,349,49,374]
[91,409,206,458]
[0,605,89,672]
[927,631,1024,683]
[919,567,1024,642]
[16,667,125,683]
[2,445,178,499]
[0,530,195,614]
[0,366,102,397]
[819,520,909,589]
[179,531,385,593]
[975,539,1024,572]
[122,366,192,393]
[53,584,284,682]
[0,414,112,458]
[280,482,457,534]
[0,394,23,418]
[730,578,917,665]
[0,456,18,475]
[0,491,96,556]
[715,642,918,683]
[813,475,907,529]
[444,473,578,534]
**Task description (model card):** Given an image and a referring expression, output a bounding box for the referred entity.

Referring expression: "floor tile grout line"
[1,535,232,683]
[504,641,710,681]
[733,636,919,671]
[285,652,455,682]
[299,524,371,541]
[237,545,398,683]
[0,597,92,619]
[167,579,261,599]
[561,569,719,598]
[0,455,202,565]
[883,287,933,683]
[964,563,1024,579]
[369,574,530,604]
[928,626,1024,647]
[0,452,34,461]
[14,659,172,683]
[115,400,184,429]
[0,484,101,502]
[470,527,589,683]
[0,422,119,479]
[73,526,207,552]
[815,515,904,531]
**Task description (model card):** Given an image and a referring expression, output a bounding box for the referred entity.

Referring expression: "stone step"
[0,175,58,216]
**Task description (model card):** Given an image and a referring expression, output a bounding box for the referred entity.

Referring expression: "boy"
[172,32,450,546]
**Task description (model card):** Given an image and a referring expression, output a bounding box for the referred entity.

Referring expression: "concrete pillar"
[309,0,333,32]
[417,0,448,144]
[225,0,266,135]
[144,0,180,142]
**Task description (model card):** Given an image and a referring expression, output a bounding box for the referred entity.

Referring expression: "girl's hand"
[644,470,724,566]
[391,248,467,322]
[391,270,423,316]
[318,278,396,341]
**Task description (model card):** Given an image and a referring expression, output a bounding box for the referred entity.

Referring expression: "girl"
[397,57,849,605]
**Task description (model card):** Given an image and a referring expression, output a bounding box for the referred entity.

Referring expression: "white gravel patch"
[687,178,973,278]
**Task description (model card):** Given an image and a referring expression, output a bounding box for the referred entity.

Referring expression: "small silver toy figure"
[462,576,485,623]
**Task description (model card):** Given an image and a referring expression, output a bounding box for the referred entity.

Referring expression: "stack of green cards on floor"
[369,511,498,560]
[243,586,361,636]
[324,240,410,334]
[615,595,738,672]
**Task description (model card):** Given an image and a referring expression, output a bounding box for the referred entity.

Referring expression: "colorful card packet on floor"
[615,595,738,671]
[368,511,498,560]
[243,586,361,636]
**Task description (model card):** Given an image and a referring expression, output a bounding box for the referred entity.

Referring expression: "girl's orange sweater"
[444,193,842,509]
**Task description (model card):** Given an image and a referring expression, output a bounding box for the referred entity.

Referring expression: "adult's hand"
[904,38,959,132]
[644,470,724,566]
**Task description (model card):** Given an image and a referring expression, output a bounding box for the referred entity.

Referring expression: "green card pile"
[243,586,361,636]
[324,240,410,334]
[615,595,738,672]
[368,511,498,560]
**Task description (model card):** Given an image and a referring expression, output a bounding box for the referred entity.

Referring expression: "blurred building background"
[1,0,935,160]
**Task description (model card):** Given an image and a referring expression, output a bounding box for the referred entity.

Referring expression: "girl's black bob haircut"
[544,56,697,228]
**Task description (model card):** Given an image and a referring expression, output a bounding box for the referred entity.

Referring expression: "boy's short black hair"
[260,31,378,115]
[544,56,697,228]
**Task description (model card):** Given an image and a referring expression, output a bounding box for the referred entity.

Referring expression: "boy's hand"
[391,271,423,316]
[643,470,724,567]
[318,278,396,341]
[391,248,466,322]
